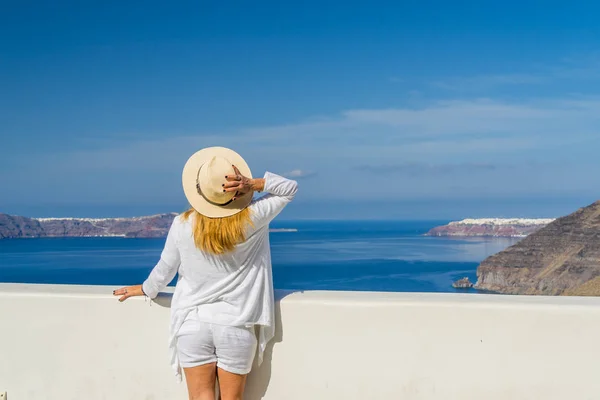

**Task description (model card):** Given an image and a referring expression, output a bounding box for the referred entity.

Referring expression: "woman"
[113,147,298,400]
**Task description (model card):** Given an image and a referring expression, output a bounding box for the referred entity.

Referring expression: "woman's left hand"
[113,285,145,302]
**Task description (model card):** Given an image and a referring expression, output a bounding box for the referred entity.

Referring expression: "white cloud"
[9,96,600,177]
[4,94,600,203]
[429,57,600,91]
[342,98,600,132]
[355,162,500,176]
[431,73,547,91]
[10,97,600,168]
[282,169,317,179]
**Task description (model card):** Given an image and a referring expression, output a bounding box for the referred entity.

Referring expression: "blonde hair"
[181,207,253,255]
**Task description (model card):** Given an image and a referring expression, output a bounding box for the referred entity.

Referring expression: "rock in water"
[475,200,600,296]
[452,277,474,289]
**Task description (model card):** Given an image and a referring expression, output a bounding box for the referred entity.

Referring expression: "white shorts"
[176,313,257,375]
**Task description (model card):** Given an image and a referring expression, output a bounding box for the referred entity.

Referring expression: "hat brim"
[182,147,253,218]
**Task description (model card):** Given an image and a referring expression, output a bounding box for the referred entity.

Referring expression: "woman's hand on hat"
[113,285,145,302]
[224,165,254,199]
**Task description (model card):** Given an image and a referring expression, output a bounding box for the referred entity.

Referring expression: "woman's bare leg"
[183,363,217,400]
[217,368,248,400]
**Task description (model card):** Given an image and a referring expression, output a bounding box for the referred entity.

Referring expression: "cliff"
[475,200,600,296]
[426,218,554,238]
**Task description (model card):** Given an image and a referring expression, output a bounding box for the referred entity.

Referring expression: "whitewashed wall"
[1,284,600,400]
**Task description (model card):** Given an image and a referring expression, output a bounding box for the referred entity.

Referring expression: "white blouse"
[142,172,298,381]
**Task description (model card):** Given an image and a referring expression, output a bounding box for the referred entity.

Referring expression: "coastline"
[0,228,298,240]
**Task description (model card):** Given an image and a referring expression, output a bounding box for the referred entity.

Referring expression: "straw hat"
[182,147,253,218]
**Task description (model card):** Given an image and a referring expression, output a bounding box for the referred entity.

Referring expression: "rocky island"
[452,277,474,289]
[426,218,554,238]
[0,213,297,239]
[475,200,600,296]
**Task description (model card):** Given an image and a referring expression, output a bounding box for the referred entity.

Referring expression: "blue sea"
[0,221,520,293]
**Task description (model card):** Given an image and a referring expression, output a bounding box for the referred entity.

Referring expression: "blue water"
[0,221,520,293]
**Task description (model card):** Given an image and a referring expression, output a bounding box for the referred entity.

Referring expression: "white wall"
[1,284,600,400]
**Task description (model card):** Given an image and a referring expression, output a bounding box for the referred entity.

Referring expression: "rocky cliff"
[475,201,600,296]
[426,218,553,237]
[0,213,177,239]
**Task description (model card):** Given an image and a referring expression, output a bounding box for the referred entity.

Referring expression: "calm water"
[0,220,520,293]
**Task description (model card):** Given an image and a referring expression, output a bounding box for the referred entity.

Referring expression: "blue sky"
[1,1,600,219]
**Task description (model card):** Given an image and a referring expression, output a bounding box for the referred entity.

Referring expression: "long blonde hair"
[181,207,253,255]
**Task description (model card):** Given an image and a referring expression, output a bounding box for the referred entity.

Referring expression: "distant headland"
[425,218,555,238]
[0,213,297,239]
